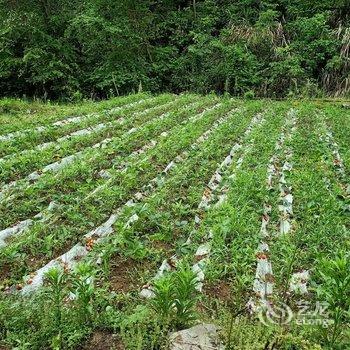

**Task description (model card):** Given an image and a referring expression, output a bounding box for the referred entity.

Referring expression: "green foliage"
[315,252,350,347]
[151,275,174,322]
[69,263,96,325]
[0,97,349,349]
[0,263,100,349]
[151,262,199,329]
[0,1,349,98]
[45,267,67,342]
[118,263,200,349]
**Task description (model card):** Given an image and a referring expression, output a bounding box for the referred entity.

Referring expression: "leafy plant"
[150,262,199,329]
[69,262,96,325]
[151,275,174,324]
[315,252,350,347]
[44,267,68,349]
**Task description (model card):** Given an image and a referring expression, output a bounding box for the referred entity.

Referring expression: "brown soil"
[0,263,11,283]
[150,239,172,252]
[82,330,124,350]
[109,255,149,293]
[204,280,232,303]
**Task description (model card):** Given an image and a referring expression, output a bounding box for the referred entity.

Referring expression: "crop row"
[0,94,149,151]
[140,110,268,298]
[0,98,242,286]
[262,107,344,305]
[16,106,240,293]
[0,95,185,184]
[0,94,203,226]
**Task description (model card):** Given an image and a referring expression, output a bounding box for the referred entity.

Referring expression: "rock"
[169,323,224,350]
[98,169,112,179]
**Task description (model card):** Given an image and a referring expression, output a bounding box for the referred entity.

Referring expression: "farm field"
[0,94,349,349]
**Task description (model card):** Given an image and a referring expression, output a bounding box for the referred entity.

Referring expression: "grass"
[0,95,349,350]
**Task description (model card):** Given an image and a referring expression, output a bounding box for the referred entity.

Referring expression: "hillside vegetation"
[0,0,349,99]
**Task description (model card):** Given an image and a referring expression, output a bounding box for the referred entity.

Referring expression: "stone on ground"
[169,323,224,350]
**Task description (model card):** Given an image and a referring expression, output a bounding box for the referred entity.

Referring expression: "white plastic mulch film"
[18,102,231,294]
[247,108,307,314]
[0,100,203,246]
[141,112,267,298]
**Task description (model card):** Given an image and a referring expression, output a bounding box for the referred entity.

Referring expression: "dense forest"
[0,0,349,99]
